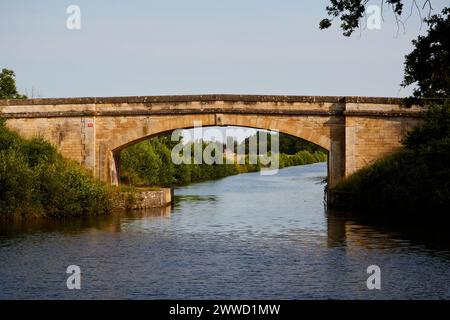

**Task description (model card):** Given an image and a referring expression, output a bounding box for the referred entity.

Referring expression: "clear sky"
[1,0,448,99]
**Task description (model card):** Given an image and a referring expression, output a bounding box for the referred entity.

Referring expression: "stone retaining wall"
[114,188,173,210]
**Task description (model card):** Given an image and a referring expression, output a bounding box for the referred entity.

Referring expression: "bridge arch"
[107,115,331,152]
[100,114,334,185]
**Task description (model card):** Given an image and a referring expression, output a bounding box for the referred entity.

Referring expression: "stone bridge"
[0,95,426,186]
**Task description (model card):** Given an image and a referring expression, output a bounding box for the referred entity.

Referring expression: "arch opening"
[110,122,331,155]
[112,125,329,188]
[97,114,344,187]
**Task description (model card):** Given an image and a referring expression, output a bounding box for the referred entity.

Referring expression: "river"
[1,162,449,299]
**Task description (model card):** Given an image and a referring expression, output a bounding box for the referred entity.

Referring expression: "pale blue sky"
[1,0,447,98]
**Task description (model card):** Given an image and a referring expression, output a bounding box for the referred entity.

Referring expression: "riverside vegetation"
[120,132,327,187]
[325,5,450,217]
[0,117,111,219]
[330,102,450,216]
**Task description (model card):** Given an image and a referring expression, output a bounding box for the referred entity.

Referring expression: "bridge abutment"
[327,114,346,188]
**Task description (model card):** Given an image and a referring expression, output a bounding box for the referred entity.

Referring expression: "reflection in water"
[326,213,347,248]
[327,209,450,255]
[0,163,449,299]
[173,195,218,206]
[0,206,172,238]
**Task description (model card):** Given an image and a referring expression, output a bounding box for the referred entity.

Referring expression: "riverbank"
[0,118,111,220]
[327,103,450,218]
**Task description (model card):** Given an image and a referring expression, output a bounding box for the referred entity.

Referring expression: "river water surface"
[1,162,450,299]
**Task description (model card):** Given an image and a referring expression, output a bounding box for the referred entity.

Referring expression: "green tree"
[0,68,27,99]
[174,162,192,184]
[158,144,175,186]
[278,133,325,154]
[404,103,450,148]
[121,141,162,186]
[321,1,448,99]
[402,8,450,98]
[319,1,430,37]
[0,149,35,216]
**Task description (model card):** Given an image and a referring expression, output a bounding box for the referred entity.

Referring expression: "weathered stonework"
[0,95,428,187]
[114,188,173,210]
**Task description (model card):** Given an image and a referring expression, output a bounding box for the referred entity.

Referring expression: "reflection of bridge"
[0,95,425,186]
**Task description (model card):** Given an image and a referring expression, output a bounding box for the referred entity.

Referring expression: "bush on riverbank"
[279,150,327,168]
[330,103,450,216]
[120,139,243,186]
[0,118,111,219]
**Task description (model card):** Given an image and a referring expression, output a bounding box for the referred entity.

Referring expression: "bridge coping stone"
[0,94,446,106]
